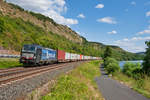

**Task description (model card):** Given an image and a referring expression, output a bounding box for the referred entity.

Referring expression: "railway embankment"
[0,62,84,100]
[41,60,104,100]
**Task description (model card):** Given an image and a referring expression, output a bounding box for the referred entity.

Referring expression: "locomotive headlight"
[33,56,36,59]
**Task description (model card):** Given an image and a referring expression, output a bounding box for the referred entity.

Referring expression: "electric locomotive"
[20,44,57,66]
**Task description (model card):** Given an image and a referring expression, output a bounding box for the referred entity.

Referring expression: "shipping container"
[57,50,65,62]
[80,55,82,60]
[77,54,80,60]
[65,52,71,60]
[70,53,76,60]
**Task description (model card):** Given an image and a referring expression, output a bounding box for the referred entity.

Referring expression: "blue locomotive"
[20,44,57,66]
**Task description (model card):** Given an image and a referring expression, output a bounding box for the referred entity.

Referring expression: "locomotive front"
[20,44,37,65]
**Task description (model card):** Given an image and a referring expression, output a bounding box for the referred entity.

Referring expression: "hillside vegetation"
[0,1,143,60]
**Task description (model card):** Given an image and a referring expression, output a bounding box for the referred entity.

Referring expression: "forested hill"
[0,1,143,60]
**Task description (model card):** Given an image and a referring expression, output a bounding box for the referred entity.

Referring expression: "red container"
[57,50,65,62]
[80,55,83,60]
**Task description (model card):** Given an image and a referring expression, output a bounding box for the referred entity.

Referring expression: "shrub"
[123,62,142,79]
[104,57,120,75]
[104,57,118,67]
[106,63,120,75]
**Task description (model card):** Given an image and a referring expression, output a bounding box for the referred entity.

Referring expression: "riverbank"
[103,58,150,98]
[42,61,104,100]
[95,65,149,100]
[115,61,150,98]
[112,72,150,98]
[0,58,22,69]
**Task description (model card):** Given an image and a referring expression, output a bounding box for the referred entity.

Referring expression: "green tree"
[143,41,150,75]
[104,46,112,59]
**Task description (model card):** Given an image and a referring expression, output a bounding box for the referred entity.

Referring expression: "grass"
[42,60,104,100]
[113,72,150,98]
[0,58,22,69]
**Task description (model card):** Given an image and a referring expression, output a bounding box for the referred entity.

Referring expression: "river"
[119,60,143,69]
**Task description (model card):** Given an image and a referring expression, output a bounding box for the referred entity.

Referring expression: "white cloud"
[138,25,150,35]
[114,40,143,53]
[108,30,117,34]
[95,4,104,9]
[6,0,78,25]
[97,17,117,24]
[114,36,150,52]
[146,11,150,17]
[123,38,129,42]
[138,29,150,35]
[77,13,85,19]
[131,1,136,6]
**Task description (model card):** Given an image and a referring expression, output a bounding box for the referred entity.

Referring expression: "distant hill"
[0,1,144,60]
[136,52,145,55]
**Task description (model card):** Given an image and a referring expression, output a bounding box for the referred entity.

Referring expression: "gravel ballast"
[0,62,83,100]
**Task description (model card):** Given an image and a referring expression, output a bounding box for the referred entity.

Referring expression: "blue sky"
[6,0,150,53]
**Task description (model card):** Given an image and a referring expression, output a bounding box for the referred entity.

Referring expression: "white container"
[65,52,71,60]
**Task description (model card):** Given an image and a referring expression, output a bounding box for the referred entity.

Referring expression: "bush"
[123,62,142,79]
[106,63,120,75]
[104,57,120,75]
[104,57,118,67]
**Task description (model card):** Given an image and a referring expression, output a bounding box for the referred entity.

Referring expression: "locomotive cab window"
[22,45,36,52]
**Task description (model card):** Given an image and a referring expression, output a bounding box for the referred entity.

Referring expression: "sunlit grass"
[42,60,104,100]
[0,58,22,69]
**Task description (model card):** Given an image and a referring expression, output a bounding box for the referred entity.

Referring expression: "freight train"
[20,44,100,66]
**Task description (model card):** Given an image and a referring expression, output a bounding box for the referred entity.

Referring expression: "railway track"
[0,62,74,86]
[0,67,25,74]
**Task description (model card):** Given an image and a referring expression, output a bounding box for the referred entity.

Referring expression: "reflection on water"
[119,60,143,69]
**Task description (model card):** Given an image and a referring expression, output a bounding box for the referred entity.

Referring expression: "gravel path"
[95,65,150,100]
[0,62,83,100]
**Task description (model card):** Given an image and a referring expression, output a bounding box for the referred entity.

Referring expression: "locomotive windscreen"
[22,45,36,52]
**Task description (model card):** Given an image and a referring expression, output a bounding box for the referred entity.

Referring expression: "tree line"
[104,41,150,76]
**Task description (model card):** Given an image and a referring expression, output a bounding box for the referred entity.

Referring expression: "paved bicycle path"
[95,65,150,100]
